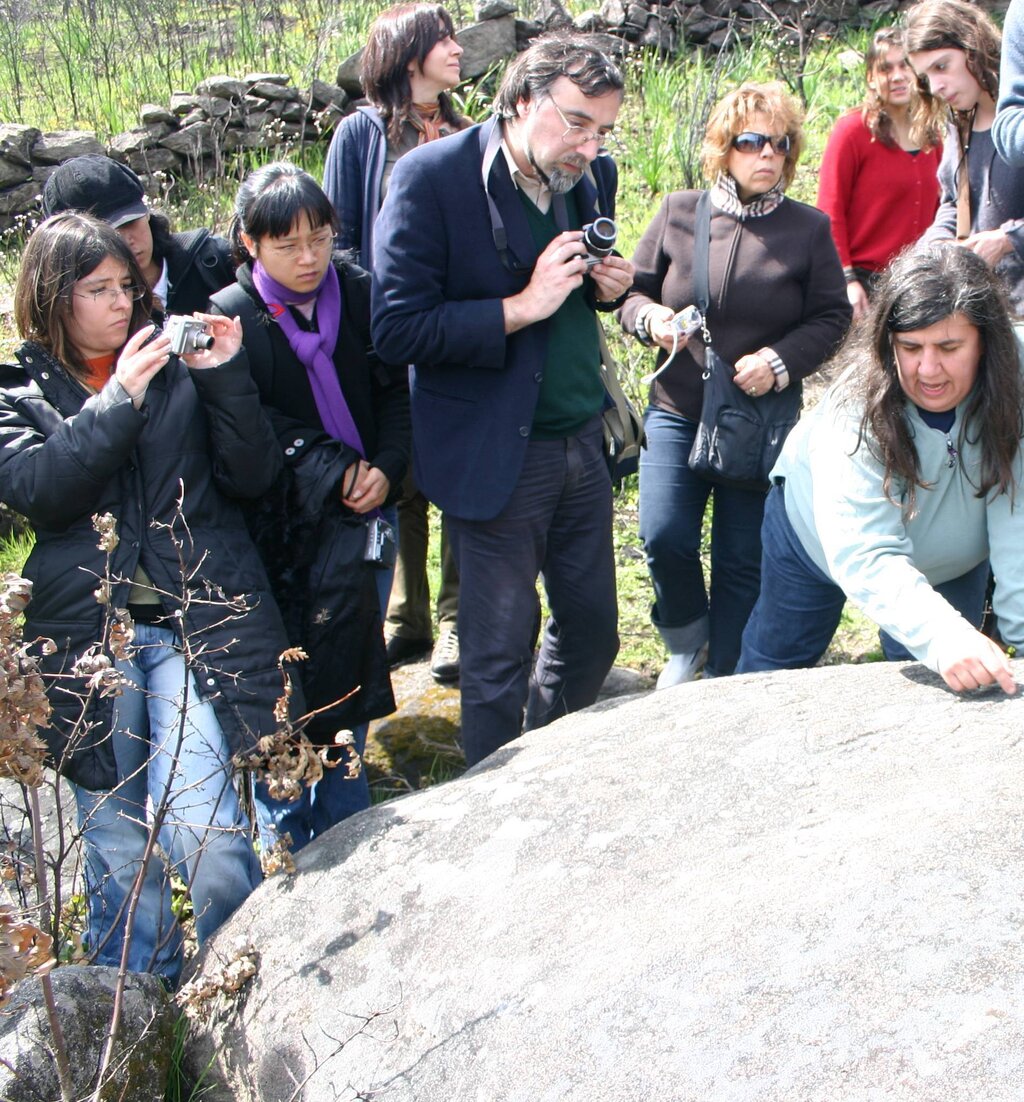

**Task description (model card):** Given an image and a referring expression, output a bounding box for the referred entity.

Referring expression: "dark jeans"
[448,416,619,767]
[639,406,766,676]
[737,485,989,671]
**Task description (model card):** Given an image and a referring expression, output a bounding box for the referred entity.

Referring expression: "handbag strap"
[693,190,713,329]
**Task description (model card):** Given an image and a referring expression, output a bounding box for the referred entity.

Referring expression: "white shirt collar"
[498,127,552,214]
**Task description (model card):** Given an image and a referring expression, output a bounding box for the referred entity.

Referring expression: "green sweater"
[518,191,603,440]
[774,368,1024,672]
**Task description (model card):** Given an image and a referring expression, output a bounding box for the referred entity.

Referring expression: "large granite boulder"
[187,661,1024,1100]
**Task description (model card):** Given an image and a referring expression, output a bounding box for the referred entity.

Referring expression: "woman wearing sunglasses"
[619,81,851,688]
[817,28,945,320]
[0,212,290,985]
[906,0,1024,312]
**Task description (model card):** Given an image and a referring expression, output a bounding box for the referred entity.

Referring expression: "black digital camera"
[581,217,617,267]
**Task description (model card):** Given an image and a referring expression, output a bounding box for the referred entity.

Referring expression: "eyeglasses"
[548,97,622,157]
[264,231,335,258]
[731,131,792,156]
[73,284,146,305]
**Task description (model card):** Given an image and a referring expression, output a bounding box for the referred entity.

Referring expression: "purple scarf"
[252,260,366,456]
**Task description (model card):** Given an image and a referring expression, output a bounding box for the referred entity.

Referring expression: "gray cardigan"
[918,125,1024,312]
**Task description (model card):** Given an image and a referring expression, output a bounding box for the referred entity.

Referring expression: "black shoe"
[386,634,432,668]
[430,629,460,683]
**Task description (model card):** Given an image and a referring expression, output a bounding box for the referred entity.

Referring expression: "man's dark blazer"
[371,115,619,522]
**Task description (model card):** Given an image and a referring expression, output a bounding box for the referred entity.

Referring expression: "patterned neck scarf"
[711,172,786,221]
[409,101,458,144]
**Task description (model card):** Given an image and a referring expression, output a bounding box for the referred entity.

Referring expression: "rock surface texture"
[188,660,1024,1101]
[0,965,175,1102]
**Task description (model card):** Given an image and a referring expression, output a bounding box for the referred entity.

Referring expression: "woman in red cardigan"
[817,28,945,319]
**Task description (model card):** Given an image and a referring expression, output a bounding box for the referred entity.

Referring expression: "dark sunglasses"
[731,131,792,156]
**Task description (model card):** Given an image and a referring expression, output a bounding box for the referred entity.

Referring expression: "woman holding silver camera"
[0,212,289,985]
[211,162,409,849]
[619,81,851,687]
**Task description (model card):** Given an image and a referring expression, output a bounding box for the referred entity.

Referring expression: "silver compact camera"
[671,305,702,338]
[164,315,214,356]
[581,216,617,267]
[364,516,396,569]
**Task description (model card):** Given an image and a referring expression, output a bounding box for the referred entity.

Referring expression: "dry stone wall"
[0,0,980,229]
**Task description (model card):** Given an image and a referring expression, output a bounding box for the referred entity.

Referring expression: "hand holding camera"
[173,313,242,370]
[116,324,172,407]
[581,217,634,303]
[641,304,704,383]
[341,458,391,515]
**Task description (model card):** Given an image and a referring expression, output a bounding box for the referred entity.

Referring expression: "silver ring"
[748,386,757,395]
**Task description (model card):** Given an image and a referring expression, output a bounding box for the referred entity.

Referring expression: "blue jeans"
[73,623,260,986]
[639,406,767,676]
[737,485,989,671]
[448,416,619,766]
[254,505,397,851]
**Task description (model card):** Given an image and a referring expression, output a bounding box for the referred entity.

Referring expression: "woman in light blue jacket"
[738,247,1024,695]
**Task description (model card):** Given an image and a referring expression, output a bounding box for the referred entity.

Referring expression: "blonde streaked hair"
[701,81,804,189]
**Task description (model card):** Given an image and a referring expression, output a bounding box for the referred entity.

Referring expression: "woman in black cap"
[42,153,235,317]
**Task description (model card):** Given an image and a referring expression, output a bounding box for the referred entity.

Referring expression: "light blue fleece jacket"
[773,372,1024,672]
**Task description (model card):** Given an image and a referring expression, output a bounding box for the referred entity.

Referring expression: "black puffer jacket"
[0,341,293,791]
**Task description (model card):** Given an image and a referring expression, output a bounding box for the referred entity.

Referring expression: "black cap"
[42,155,149,227]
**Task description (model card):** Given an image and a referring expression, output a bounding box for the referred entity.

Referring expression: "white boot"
[656,646,707,690]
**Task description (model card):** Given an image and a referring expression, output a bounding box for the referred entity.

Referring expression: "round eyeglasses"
[548,97,623,157]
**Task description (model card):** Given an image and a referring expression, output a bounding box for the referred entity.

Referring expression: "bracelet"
[633,305,657,347]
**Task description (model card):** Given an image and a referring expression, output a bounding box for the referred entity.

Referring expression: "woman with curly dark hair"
[322,2,468,682]
[817,27,945,319]
[906,0,1024,311]
[737,246,1024,695]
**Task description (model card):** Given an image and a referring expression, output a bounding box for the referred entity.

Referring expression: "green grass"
[0,529,33,574]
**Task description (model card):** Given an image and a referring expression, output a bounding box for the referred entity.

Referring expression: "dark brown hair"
[492,31,624,118]
[841,246,1021,515]
[229,161,339,263]
[361,3,465,144]
[15,212,153,380]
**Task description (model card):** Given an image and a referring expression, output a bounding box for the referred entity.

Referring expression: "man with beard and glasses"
[371,33,634,766]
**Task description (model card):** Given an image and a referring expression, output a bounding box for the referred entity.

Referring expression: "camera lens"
[190,332,215,352]
[583,217,617,259]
